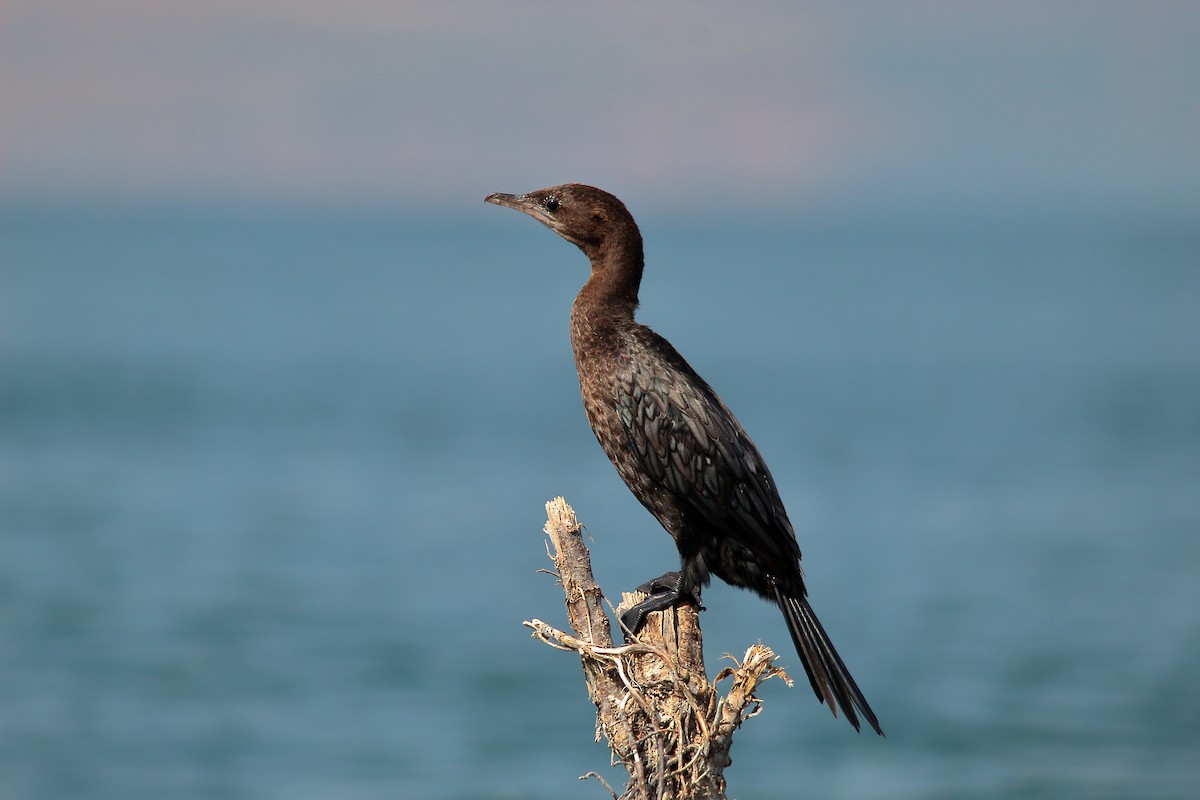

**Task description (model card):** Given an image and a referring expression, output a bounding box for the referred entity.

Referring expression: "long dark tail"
[774,585,884,735]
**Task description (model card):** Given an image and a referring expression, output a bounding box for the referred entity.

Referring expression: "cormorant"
[486,184,883,735]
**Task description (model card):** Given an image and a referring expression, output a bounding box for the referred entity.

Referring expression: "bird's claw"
[620,570,703,641]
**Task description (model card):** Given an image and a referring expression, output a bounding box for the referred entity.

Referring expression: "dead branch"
[525,497,790,800]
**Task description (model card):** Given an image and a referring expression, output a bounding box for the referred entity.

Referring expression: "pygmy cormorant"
[485,184,882,735]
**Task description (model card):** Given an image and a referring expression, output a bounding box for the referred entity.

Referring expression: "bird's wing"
[614,327,801,569]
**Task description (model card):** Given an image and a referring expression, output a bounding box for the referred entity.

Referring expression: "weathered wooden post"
[526,497,790,800]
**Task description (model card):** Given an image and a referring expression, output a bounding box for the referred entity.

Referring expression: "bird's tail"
[774,585,883,735]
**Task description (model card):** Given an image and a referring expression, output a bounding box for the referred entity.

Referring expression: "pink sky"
[2,1,1197,212]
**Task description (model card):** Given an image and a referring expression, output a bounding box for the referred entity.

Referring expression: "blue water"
[3,203,1198,799]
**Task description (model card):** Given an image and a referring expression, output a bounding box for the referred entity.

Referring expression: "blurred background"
[3,3,1199,798]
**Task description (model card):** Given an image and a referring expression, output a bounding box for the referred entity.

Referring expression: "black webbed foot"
[619,571,703,641]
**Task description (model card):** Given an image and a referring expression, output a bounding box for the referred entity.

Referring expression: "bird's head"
[485,183,640,257]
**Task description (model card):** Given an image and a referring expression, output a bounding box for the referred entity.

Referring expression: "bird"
[485,183,882,735]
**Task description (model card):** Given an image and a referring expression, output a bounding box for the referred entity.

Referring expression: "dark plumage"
[486,184,882,735]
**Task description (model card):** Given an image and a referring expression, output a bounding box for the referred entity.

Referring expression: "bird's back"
[572,312,805,597]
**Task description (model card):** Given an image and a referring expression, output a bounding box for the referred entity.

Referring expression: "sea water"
[3,202,1198,799]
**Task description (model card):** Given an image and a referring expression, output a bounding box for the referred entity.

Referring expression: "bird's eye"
[544,196,560,212]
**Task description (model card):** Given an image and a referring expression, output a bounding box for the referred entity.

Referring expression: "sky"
[2,1,1198,216]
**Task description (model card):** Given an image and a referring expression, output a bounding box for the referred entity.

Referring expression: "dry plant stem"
[529,497,789,800]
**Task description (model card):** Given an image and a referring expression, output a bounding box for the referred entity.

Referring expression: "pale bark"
[526,497,791,800]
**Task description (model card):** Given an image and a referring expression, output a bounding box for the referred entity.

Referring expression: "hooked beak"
[484,192,522,209]
[485,192,555,228]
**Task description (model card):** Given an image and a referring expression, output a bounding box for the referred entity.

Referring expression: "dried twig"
[525,497,789,800]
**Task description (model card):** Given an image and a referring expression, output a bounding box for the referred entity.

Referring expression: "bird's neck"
[570,237,644,360]
[575,232,644,318]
